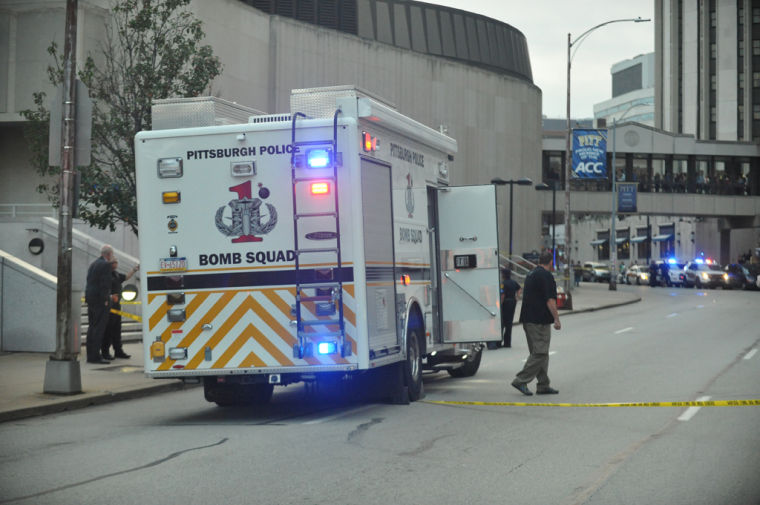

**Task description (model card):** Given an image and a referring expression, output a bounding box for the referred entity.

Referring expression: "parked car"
[723,263,758,290]
[624,265,649,285]
[666,261,686,287]
[582,262,611,283]
[682,260,727,288]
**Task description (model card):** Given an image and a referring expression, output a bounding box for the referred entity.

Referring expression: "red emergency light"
[362,131,377,152]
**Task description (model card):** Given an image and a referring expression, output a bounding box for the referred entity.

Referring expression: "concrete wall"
[1,0,544,258]
[193,0,543,256]
[0,249,59,352]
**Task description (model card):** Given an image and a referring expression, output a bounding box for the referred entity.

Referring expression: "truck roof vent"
[151,97,265,130]
[249,114,293,124]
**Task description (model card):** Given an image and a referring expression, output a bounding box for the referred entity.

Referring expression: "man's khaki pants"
[514,322,552,388]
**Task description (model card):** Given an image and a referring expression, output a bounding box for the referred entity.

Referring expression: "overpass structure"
[541,122,760,263]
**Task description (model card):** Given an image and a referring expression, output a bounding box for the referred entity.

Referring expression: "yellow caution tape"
[121,300,142,305]
[422,399,760,408]
[110,308,142,322]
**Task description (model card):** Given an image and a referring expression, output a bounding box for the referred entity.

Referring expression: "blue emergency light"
[306,148,332,168]
[317,342,337,355]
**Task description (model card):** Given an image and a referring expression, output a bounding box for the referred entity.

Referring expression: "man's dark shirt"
[85,257,112,304]
[519,266,557,324]
[502,279,521,300]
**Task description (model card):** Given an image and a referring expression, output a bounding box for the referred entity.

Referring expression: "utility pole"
[44,0,82,394]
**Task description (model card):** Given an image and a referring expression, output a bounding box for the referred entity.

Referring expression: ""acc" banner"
[572,129,608,179]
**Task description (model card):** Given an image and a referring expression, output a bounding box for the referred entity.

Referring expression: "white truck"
[135,86,501,406]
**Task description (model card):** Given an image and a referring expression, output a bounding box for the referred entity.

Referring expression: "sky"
[426,0,655,119]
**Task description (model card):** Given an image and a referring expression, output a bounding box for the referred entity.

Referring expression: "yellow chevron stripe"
[149,301,169,331]
[186,295,257,370]
[262,289,320,365]
[157,291,235,371]
[240,351,267,368]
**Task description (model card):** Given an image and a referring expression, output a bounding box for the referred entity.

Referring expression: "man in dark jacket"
[85,245,114,364]
[511,251,561,396]
[102,258,139,360]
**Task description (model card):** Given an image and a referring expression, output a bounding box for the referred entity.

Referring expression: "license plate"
[159,257,188,272]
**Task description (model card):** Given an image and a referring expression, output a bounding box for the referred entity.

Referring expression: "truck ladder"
[290,110,348,359]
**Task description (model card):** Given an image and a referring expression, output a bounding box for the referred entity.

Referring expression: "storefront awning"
[615,237,629,244]
[590,239,607,246]
[630,236,649,243]
[651,234,674,242]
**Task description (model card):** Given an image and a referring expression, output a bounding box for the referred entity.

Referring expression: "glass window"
[753,7,760,23]
[409,6,426,52]
[376,1,393,45]
[754,103,760,119]
[711,74,716,90]
[739,40,744,57]
[393,4,410,49]
[466,16,479,61]
[739,72,745,88]
[356,0,374,39]
[439,11,455,57]
[711,42,717,58]
[453,14,468,59]
[753,39,760,56]
[753,71,760,87]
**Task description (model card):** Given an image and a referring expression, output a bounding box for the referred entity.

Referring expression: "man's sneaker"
[536,387,559,395]
[511,381,533,396]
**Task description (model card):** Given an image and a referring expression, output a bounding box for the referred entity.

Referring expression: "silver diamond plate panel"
[290,85,396,118]
[152,96,265,130]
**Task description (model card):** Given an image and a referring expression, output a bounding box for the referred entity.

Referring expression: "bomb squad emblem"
[215,181,277,243]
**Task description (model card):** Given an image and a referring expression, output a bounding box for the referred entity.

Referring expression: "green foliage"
[21,0,222,235]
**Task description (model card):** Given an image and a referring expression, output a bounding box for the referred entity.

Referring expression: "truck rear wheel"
[404,330,423,401]
[447,346,483,378]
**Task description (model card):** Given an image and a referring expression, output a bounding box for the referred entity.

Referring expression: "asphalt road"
[1,285,758,505]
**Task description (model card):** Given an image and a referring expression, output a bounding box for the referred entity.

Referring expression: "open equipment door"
[437,185,501,343]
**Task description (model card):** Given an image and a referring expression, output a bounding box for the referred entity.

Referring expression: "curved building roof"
[242,0,533,83]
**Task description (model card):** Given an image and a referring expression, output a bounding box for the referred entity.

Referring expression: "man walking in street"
[511,251,561,396]
[85,244,115,364]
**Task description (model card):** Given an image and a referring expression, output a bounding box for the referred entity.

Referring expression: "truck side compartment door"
[437,185,500,343]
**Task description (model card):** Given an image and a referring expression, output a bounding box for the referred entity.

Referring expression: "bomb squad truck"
[135,86,501,406]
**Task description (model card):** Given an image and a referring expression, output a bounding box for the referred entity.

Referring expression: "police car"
[682,259,727,289]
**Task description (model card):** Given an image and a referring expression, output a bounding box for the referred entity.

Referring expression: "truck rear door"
[437,185,501,343]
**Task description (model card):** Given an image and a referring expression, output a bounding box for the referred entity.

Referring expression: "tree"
[21,0,222,235]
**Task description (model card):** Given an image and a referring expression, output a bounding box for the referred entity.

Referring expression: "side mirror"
[121,283,138,302]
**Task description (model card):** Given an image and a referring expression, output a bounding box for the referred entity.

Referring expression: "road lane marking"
[614,327,633,334]
[678,395,711,421]
[744,349,757,360]
[666,313,678,318]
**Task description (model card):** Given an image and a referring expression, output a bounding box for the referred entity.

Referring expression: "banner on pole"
[617,182,638,213]
[572,129,607,179]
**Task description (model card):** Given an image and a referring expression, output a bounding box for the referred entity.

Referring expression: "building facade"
[655,0,760,142]
[594,52,655,127]
[0,0,543,272]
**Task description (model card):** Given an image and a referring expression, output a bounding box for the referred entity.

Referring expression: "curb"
[0,381,199,424]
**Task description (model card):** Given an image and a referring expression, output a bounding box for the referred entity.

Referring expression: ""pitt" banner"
[572,129,608,179]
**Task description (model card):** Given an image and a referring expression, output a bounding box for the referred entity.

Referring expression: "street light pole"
[491,177,533,261]
[535,182,557,266]
[563,16,650,295]
[609,103,649,291]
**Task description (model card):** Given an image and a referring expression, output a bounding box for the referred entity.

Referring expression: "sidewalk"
[0,282,639,423]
